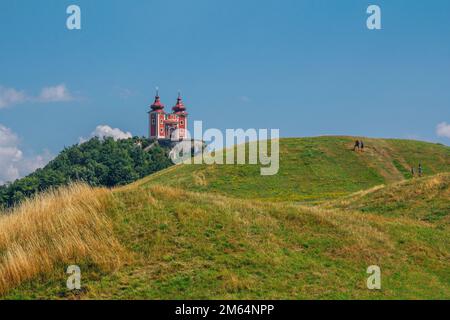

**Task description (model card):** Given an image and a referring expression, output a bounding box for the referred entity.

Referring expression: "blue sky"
[0,0,449,182]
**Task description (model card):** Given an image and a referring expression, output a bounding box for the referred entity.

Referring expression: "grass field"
[136,136,450,202]
[324,173,450,225]
[1,137,449,299]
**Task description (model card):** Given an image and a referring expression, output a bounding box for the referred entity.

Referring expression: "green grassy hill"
[4,181,449,299]
[1,136,449,299]
[137,137,450,202]
[324,173,450,225]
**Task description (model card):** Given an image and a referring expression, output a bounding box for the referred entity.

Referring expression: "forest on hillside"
[0,137,173,208]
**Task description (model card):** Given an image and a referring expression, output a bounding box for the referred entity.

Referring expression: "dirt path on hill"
[357,139,405,183]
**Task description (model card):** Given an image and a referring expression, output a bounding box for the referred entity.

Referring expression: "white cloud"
[0,84,73,109]
[0,146,22,184]
[436,122,450,139]
[0,125,19,146]
[38,84,73,102]
[79,125,133,143]
[0,86,27,109]
[0,125,53,185]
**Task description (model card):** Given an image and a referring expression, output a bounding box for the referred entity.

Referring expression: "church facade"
[148,91,188,140]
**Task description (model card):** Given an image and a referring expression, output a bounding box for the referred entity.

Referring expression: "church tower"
[171,92,188,140]
[148,89,189,140]
[148,89,166,139]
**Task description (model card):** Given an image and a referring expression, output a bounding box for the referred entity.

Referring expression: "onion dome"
[150,88,165,112]
[172,92,187,114]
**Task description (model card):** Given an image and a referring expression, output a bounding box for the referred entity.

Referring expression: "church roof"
[172,93,187,114]
[150,89,165,111]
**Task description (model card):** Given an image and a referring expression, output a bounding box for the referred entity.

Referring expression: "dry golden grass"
[0,183,125,295]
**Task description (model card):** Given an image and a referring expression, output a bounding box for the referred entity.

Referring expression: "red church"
[148,90,188,140]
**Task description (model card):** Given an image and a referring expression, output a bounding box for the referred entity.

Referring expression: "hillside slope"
[1,136,449,299]
[324,173,450,225]
[3,182,449,299]
[0,184,125,296]
[136,137,450,202]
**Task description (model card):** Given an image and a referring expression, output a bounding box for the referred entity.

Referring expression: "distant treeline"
[0,137,173,208]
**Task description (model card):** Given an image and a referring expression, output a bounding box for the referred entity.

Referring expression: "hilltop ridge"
[137,136,450,202]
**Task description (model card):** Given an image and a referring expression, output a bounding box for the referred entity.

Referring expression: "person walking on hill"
[360,140,365,152]
[353,140,360,152]
[418,163,423,177]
